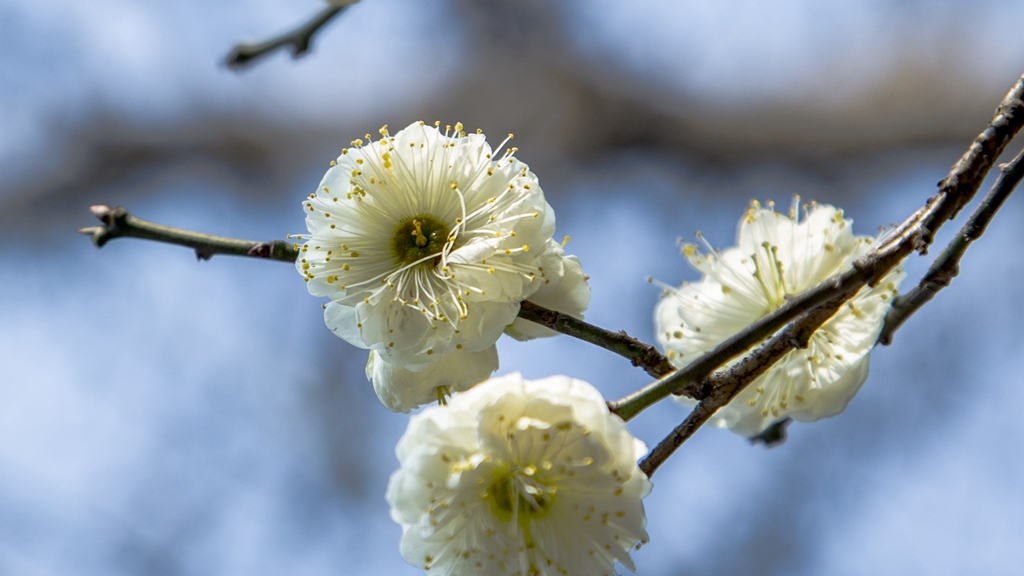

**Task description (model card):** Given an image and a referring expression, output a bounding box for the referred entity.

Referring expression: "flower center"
[391,215,450,266]
[487,467,556,524]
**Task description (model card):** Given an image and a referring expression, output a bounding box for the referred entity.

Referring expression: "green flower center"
[487,468,556,524]
[391,215,450,266]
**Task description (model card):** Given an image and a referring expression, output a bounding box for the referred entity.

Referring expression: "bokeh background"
[2,1,1024,574]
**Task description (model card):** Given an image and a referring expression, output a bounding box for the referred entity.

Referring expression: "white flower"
[366,238,590,412]
[386,373,651,576]
[366,345,499,414]
[654,199,906,438]
[295,121,562,369]
[504,238,591,341]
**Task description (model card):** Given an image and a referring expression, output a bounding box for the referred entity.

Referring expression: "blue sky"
[2,1,1023,574]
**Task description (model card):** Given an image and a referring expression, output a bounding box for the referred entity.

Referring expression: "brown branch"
[610,71,1024,424]
[640,301,843,476]
[79,206,672,375]
[878,144,1024,344]
[518,301,674,379]
[917,76,1024,248]
[78,205,299,262]
[225,2,356,70]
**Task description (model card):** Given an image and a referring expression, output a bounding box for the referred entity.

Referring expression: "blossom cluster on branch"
[80,70,1024,574]
[287,122,906,574]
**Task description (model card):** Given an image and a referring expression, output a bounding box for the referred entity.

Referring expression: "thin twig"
[610,71,1024,424]
[518,301,675,380]
[878,144,1024,345]
[78,205,300,262]
[225,1,357,70]
[79,206,672,374]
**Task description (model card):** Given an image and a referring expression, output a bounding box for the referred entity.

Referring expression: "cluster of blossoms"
[654,199,906,437]
[294,124,904,574]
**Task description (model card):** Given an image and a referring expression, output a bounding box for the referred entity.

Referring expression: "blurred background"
[2,0,1024,574]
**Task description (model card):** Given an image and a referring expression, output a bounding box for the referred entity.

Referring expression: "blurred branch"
[78,205,299,262]
[518,301,675,380]
[878,144,1024,344]
[225,1,357,70]
[616,71,1024,458]
[79,206,671,374]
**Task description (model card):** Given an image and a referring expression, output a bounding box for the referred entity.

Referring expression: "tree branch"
[878,144,1024,344]
[79,206,672,374]
[917,76,1024,247]
[518,301,674,379]
[639,301,844,477]
[225,1,357,70]
[610,71,1024,424]
[78,205,299,262]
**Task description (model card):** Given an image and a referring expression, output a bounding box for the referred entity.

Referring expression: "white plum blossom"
[366,345,499,414]
[294,121,589,410]
[386,373,651,576]
[366,238,591,412]
[366,237,590,412]
[655,199,906,438]
[295,121,551,366]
